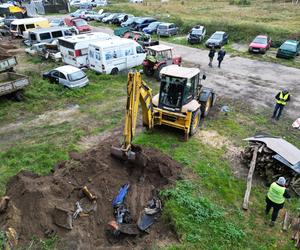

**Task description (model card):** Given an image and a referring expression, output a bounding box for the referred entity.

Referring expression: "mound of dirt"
[0,139,181,249]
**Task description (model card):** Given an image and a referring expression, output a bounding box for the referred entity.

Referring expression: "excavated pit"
[0,138,182,249]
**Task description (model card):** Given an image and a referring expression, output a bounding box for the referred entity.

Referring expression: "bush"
[229,0,251,5]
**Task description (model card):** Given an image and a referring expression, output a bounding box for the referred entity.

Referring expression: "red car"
[249,35,272,54]
[64,17,91,34]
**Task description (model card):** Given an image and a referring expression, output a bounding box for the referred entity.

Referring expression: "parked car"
[131,17,156,31]
[121,16,138,27]
[92,0,107,7]
[70,9,85,18]
[205,31,228,48]
[70,0,81,7]
[276,40,300,59]
[50,18,65,27]
[80,10,102,21]
[95,12,111,22]
[25,43,62,61]
[129,0,143,3]
[142,21,162,35]
[102,13,121,23]
[4,15,17,27]
[112,14,133,25]
[43,65,89,89]
[157,22,178,37]
[64,17,91,33]
[248,35,271,54]
[187,25,206,44]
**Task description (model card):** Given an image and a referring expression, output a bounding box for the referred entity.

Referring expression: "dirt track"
[92,26,299,119]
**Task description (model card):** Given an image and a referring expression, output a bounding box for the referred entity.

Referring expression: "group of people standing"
[208,46,226,68]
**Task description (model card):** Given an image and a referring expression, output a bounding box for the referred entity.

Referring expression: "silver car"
[43,65,89,89]
[157,22,178,37]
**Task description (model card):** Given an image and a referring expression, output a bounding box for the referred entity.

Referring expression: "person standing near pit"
[266,177,290,227]
[217,47,226,68]
[272,89,290,120]
[208,46,216,67]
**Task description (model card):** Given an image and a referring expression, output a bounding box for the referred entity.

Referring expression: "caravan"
[88,38,146,74]
[58,32,111,67]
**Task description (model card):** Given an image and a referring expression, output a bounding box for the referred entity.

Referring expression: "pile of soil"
[0,139,182,249]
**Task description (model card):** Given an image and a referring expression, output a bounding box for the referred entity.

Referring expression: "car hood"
[249,42,267,49]
[77,25,90,30]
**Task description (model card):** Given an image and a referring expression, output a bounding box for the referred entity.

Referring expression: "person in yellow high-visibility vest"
[266,177,290,227]
[272,89,290,120]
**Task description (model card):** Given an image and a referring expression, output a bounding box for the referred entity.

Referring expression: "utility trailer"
[0,55,30,100]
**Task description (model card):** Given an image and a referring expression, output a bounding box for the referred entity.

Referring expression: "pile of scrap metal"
[108,184,162,238]
[114,27,159,48]
[25,42,61,61]
[242,134,300,195]
[53,186,97,230]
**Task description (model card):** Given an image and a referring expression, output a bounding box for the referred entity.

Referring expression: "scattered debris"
[220,105,230,114]
[138,197,162,231]
[112,184,130,208]
[82,186,97,201]
[292,214,300,248]
[5,227,18,249]
[73,201,83,220]
[53,206,73,230]
[293,118,300,129]
[0,196,9,213]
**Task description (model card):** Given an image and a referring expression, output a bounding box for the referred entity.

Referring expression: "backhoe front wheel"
[189,108,201,137]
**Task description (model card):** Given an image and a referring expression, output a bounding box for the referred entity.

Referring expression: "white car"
[43,65,89,89]
[129,0,143,3]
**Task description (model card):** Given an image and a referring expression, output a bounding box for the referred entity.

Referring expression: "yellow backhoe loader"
[111,65,216,162]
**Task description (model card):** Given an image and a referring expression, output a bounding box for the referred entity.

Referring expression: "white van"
[58,32,112,68]
[88,38,146,74]
[10,17,50,37]
[27,26,78,45]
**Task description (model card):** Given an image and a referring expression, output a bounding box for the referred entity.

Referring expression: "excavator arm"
[111,71,154,163]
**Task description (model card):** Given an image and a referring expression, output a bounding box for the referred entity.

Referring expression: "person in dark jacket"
[272,89,290,120]
[217,47,226,68]
[208,46,215,67]
[266,177,290,227]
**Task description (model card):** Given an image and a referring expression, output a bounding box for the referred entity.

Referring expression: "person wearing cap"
[272,89,290,120]
[266,177,290,227]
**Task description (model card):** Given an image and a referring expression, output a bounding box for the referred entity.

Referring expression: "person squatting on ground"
[272,89,290,120]
[208,46,216,67]
[217,47,226,68]
[266,177,290,227]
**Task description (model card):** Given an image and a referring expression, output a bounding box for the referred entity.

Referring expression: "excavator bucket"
[110,145,148,167]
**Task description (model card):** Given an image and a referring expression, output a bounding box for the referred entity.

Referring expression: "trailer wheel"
[14,90,24,102]
[189,108,201,136]
[201,93,212,118]
[111,68,119,75]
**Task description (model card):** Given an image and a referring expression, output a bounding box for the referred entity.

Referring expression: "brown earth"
[0,138,182,249]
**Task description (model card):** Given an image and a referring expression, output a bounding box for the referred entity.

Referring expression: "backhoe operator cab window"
[159,74,198,111]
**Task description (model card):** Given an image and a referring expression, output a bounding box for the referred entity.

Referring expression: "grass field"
[0,50,299,249]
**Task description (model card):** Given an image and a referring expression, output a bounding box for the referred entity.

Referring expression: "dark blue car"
[142,21,162,34]
[131,17,156,31]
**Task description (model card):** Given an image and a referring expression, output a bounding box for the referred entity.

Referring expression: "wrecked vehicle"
[0,56,29,101]
[187,25,206,44]
[25,43,62,61]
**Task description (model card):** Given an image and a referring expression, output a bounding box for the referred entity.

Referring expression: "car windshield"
[253,37,267,44]
[74,19,87,26]
[10,24,17,31]
[191,28,203,35]
[147,22,159,29]
[211,33,222,40]
[68,70,86,81]
[281,43,297,52]
[158,25,168,30]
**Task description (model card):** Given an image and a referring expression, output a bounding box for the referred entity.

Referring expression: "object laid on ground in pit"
[53,206,73,230]
[138,197,162,231]
[0,196,9,213]
[82,186,97,201]
[73,201,83,219]
[242,134,300,195]
[5,227,18,249]
[112,183,130,208]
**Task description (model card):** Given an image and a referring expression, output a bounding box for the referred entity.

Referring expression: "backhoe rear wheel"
[201,94,212,118]
[189,108,201,136]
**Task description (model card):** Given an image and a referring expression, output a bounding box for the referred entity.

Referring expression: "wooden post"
[242,146,259,210]
[283,211,289,231]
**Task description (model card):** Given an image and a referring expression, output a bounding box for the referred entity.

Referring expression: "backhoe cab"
[111,65,215,163]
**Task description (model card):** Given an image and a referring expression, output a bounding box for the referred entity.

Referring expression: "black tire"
[155,64,165,81]
[189,108,201,136]
[200,93,213,118]
[87,17,91,22]
[14,90,24,102]
[111,68,119,75]
[143,65,154,76]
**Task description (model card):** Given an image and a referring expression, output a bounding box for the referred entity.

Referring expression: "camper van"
[88,38,146,75]
[27,26,78,45]
[10,17,50,37]
[58,32,112,67]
